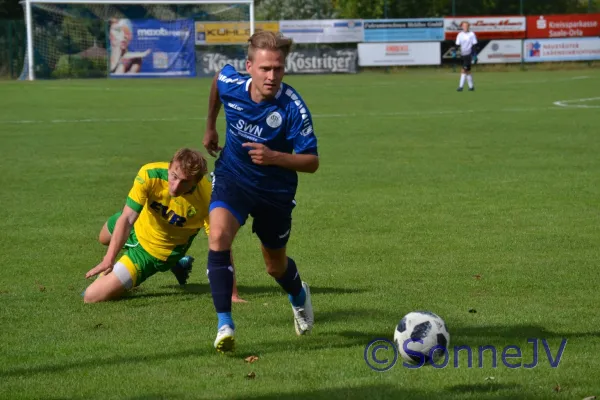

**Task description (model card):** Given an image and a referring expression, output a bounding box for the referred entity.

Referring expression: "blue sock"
[276,257,305,307]
[290,288,306,308]
[217,312,234,330]
[207,249,234,329]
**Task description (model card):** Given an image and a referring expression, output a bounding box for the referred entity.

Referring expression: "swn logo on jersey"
[150,201,186,227]
[235,119,263,137]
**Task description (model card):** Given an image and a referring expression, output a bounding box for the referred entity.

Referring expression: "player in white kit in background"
[455,21,478,92]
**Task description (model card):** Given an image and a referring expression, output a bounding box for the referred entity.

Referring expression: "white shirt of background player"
[455,31,478,56]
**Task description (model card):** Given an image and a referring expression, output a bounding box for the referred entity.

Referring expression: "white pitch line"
[0,106,564,126]
[553,96,600,109]
[0,116,206,125]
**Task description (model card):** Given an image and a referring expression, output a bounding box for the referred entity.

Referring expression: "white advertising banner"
[477,40,523,63]
[524,37,600,62]
[358,42,441,66]
[444,16,526,40]
[278,20,364,43]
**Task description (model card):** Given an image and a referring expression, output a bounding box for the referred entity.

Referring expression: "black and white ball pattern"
[394,311,450,364]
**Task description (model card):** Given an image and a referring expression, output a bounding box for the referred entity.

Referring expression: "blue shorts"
[209,173,296,249]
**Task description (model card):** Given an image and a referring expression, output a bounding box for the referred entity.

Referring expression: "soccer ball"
[394,311,450,365]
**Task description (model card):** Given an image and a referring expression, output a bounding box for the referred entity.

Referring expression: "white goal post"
[22,0,255,80]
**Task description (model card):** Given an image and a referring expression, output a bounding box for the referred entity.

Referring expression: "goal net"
[20,0,254,80]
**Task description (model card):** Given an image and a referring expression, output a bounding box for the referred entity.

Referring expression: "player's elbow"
[125,214,138,227]
[305,156,319,173]
[121,206,139,227]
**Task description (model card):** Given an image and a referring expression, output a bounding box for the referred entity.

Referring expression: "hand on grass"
[86,258,114,279]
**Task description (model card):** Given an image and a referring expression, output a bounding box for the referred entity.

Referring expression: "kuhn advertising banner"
[524,37,600,62]
[358,42,441,66]
[195,21,280,45]
[444,16,526,40]
[476,40,523,63]
[527,14,600,38]
[109,18,196,78]
[363,19,444,42]
[196,47,357,76]
[278,20,364,43]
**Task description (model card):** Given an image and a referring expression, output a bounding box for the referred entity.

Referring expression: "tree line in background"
[330,0,597,19]
[1,0,597,20]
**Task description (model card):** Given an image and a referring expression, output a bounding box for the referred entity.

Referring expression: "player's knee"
[209,226,235,251]
[263,249,287,279]
[83,273,126,303]
[98,235,110,246]
[266,263,285,279]
[83,285,104,303]
[98,224,111,246]
[83,285,123,303]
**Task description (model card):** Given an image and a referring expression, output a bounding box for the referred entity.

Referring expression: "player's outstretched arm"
[85,206,139,279]
[203,73,223,157]
[242,142,319,173]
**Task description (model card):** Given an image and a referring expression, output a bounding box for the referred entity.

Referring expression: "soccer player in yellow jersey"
[83,148,244,303]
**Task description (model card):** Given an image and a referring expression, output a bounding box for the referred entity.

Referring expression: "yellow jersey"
[125,162,211,262]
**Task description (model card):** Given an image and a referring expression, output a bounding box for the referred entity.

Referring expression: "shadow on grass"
[132,283,369,298]
[48,396,188,400]
[6,321,590,380]
[45,383,539,400]
[158,283,211,294]
[0,347,211,379]
[450,324,600,341]
[229,383,537,400]
[447,383,521,393]
[0,327,390,379]
[317,309,396,324]
[243,328,396,357]
[121,396,187,400]
[446,324,600,362]
[118,291,186,301]
[236,284,368,296]
[43,383,537,400]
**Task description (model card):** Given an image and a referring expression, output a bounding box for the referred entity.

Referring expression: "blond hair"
[247,31,293,61]
[170,148,207,180]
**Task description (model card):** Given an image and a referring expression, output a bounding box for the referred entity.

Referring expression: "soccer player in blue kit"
[202,31,319,352]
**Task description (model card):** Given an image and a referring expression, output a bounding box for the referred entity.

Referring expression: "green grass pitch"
[1,68,600,400]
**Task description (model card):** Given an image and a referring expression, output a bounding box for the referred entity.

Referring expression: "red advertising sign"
[527,14,600,38]
[444,16,526,40]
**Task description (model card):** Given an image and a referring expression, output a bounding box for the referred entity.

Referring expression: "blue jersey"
[214,64,318,197]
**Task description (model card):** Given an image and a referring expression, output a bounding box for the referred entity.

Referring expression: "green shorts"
[106,212,176,288]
